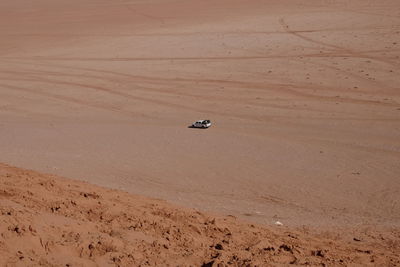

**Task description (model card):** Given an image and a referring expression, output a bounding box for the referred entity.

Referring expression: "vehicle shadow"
[187,125,208,129]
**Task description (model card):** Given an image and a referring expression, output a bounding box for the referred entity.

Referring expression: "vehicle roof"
[195,120,210,123]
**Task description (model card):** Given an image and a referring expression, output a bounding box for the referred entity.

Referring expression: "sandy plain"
[0,0,400,246]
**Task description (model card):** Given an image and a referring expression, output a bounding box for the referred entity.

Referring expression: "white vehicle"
[192,119,211,128]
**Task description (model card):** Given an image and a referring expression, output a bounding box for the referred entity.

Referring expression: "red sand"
[1,163,399,266]
[0,0,400,264]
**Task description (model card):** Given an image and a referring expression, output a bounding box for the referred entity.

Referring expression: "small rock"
[215,243,223,250]
[356,249,371,254]
[263,246,275,251]
[275,221,283,226]
[312,250,325,257]
[279,244,292,252]
[202,260,214,267]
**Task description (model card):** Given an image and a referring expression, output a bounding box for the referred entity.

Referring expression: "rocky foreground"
[0,163,399,266]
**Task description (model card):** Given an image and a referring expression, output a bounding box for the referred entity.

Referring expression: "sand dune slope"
[0,163,399,266]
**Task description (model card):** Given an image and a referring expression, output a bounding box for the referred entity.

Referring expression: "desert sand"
[1,163,399,266]
[0,0,400,264]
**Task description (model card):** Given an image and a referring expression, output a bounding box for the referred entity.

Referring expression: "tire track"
[0,82,152,119]
[3,59,398,109]
[0,75,274,122]
[278,18,400,68]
